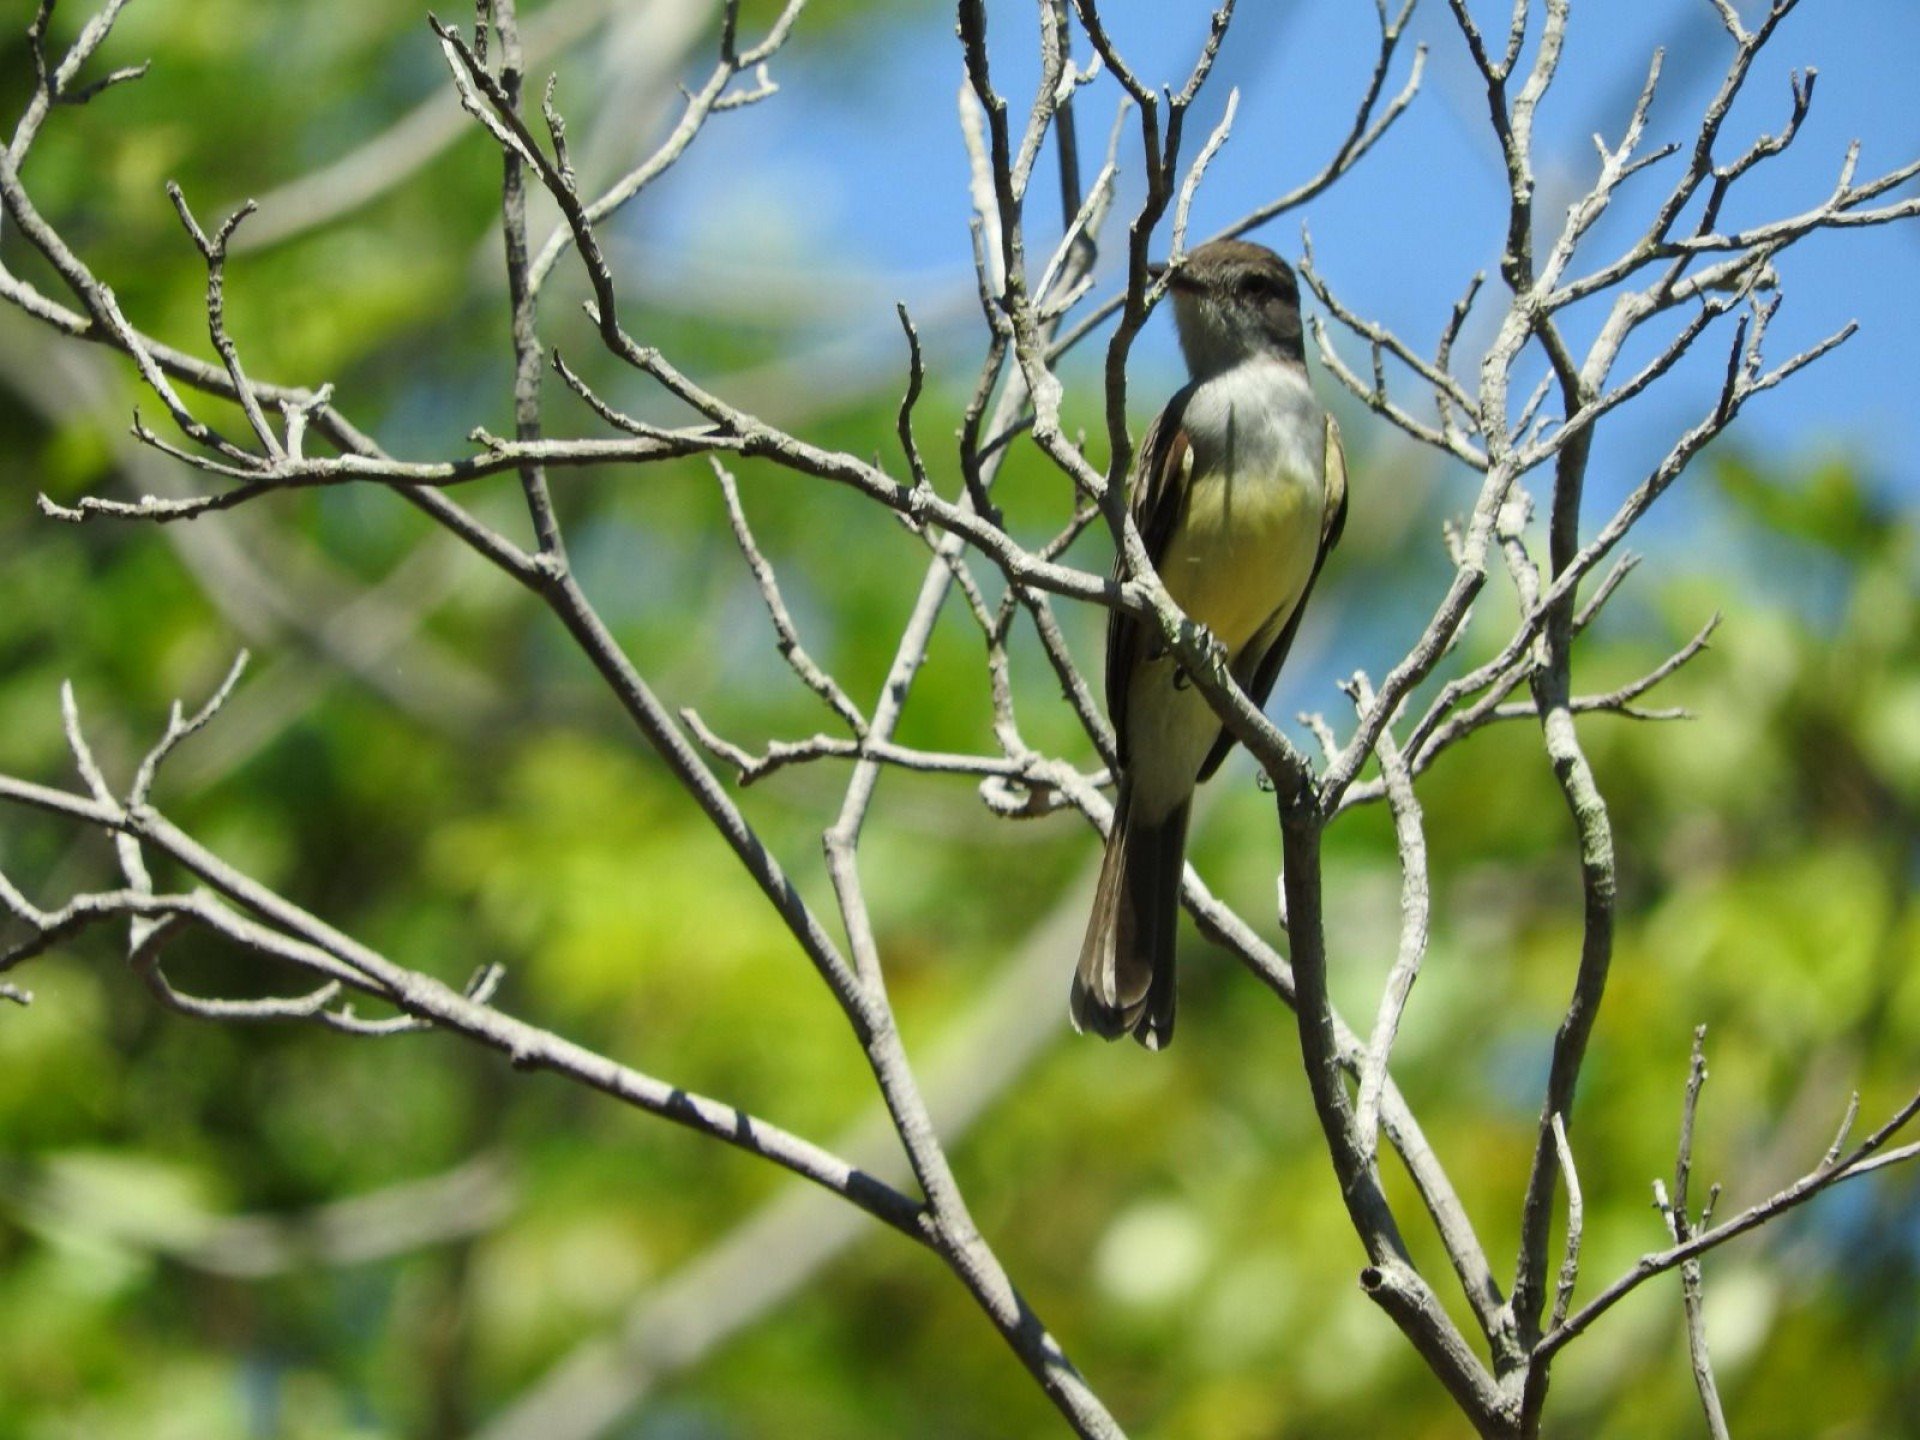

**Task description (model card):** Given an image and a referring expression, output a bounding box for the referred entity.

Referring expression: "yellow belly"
[1160,462,1320,658]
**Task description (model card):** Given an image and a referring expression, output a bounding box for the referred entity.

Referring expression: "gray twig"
[1548,1113,1582,1331]
[1660,1027,1732,1440]
[1351,676,1431,1162]
[710,459,868,736]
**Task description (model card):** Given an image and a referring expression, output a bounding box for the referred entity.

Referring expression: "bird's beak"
[1148,259,1199,293]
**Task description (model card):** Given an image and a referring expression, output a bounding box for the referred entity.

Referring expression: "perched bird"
[1071,238,1347,1050]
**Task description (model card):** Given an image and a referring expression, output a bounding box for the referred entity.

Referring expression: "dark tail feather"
[1070,787,1190,1050]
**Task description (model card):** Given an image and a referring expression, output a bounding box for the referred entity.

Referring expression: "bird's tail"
[1070,784,1189,1050]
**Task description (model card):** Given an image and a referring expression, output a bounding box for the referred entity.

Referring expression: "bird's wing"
[1196,409,1348,782]
[1105,386,1196,764]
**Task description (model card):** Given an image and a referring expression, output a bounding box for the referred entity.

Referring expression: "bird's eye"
[1238,273,1272,299]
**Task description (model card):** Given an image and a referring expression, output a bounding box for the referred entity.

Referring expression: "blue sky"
[640,0,1920,527]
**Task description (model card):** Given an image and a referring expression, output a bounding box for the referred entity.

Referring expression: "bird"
[1071,237,1347,1050]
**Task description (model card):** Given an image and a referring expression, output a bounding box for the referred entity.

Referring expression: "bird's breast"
[1160,366,1326,657]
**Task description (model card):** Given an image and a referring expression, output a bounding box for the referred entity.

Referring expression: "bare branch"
[709,461,868,736]
[233,0,615,250]
[1540,1084,1920,1363]
[1549,1113,1582,1331]
[129,652,250,806]
[1658,1026,1733,1440]
[516,1,811,295]
[7,1,1919,1434]
[1170,87,1238,259]
[1352,676,1431,1162]
[164,184,283,459]
[0,783,931,1243]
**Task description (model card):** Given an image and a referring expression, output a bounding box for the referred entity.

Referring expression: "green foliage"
[0,3,1915,1439]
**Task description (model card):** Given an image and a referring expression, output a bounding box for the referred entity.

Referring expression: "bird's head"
[1155,238,1305,378]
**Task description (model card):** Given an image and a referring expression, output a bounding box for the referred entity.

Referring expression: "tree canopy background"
[0,1,1915,1437]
